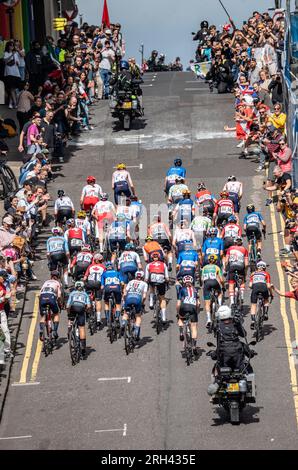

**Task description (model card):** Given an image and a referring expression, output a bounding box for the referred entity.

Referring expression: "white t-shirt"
[4,52,20,78]
[99,49,115,71]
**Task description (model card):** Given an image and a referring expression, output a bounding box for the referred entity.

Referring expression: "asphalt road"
[0,72,297,450]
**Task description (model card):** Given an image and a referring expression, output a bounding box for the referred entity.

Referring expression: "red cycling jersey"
[250,271,271,284]
[214,198,235,216]
[226,245,248,265]
[222,223,242,239]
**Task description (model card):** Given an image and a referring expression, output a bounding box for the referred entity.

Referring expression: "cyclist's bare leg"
[205,298,211,325]
[160,295,167,322]
[228,281,235,305]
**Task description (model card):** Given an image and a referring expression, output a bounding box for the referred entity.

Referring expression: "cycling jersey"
[191,216,211,233]
[112,169,132,187]
[116,205,133,221]
[202,264,222,281]
[108,221,129,240]
[125,279,148,313]
[81,184,102,199]
[202,237,224,265]
[223,181,242,195]
[143,241,163,256]
[67,290,91,309]
[178,285,199,307]
[222,223,242,239]
[177,250,198,277]
[173,228,194,243]
[75,217,90,235]
[168,184,189,203]
[244,211,264,229]
[84,263,106,284]
[195,190,216,206]
[226,245,248,267]
[214,198,235,217]
[65,227,84,250]
[166,166,186,190]
[46,236,69,255]
[145,261,169,285]
[101,270,123,288]
[93,200,115,219]
[118,251,140,272]
[40,279,61,298]
[71,251,93,269]
[54,196,74,212]
[175,198,194,222]
[148,223,170,241]
[250,271,271,285]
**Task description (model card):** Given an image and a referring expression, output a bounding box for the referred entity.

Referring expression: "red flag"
[102,0,110,28]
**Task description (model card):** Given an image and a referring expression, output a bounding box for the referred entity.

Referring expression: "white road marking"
[142,84,153,87]
[185,80,204,83]
[184,87,208,91]
[0,435,32,440]
[12,382,40,386]
[95,424,127,437]
[195,131,235,139]
[97,376,131,383]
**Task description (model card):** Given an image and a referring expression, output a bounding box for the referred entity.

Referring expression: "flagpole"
[218,0,236,30]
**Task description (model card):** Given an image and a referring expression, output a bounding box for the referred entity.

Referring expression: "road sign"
[63,5,78,21]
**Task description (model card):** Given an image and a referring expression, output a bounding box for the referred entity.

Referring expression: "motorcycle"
[206,338,257,425]
[110,81,143,131]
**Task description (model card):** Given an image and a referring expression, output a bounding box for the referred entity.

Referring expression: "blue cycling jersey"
[109,221,128,240]
[243,211,263,228]
[67,290,91,308]
[177,250,198,267]
[47,236,68,254]
[101,270,123,288]
[166,167,186,178]
[178,286,199,305]
[202,237,224,261]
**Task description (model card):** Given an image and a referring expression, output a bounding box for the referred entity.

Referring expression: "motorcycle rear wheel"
[123,114,131,130]
[230,401,240,425]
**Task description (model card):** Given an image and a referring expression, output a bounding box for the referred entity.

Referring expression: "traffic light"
[53,17,67,31]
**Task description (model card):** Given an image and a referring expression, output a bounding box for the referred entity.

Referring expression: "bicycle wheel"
[69,322,80,365]
[1,164,18,192]
[184,323,193,366]
[88,307,96,336]
[255,300,262,343]
[108,298,115,344]
[154,296,161,335]
[0,171,9,200]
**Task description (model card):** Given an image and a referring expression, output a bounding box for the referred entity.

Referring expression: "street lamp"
[139,43,144,66]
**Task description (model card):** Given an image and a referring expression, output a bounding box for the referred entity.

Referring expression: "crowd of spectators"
[192,9,298,285]
[0,20,126,362]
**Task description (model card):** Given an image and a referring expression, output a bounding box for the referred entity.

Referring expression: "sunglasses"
[274,107,281,110]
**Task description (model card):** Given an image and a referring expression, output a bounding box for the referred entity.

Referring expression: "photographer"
[268,71,283,105]
[280,192,298,257]
[265,166,292,210]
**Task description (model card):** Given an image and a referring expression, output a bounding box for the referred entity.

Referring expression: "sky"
[75,0,291,67]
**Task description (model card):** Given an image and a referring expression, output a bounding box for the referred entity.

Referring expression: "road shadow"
[135,335,154,349]
[111,118,147,133]
[211,404,261,426]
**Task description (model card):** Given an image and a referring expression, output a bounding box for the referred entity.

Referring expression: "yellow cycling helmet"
[208,254,218,263]
[77,210,86,219]
[117,163,126,170]
[182,189,191,196]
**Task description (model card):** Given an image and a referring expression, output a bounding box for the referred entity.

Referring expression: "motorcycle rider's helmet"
[82,243,91,252]
[197,182,206,191]
[256,260,267,270]
[87,175,96,184]
[77,210,86,219]
[228,175,237,182]
[208,254,218,263]
[182,275,194,285]
[175,176,184,183]
[247,204,255,213]
[93,253,103,262]
[100,192,108,201]
[228,215,237,223]
[117,163,126,170]
[201,20,209,29]
[52,227,62,235]
[208,227,218,237]
[135,270,144,280]
[174,157,182,167]
[57,189,65,198]
[216,305,232,321]
[75,281,84,290]
[220,190,229,198]
[120,59,129,70]
[105,261,113,270]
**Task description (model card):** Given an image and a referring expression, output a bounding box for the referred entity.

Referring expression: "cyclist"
[71,244,93,281]
[122,270,148,341]
[67,281,91,359]
[176,275,200,355]
[173,219,197,254]
[173,189,195,225]
[143,235,165,263]
[54,189,75,226]
[83,253,106,327]
[243,204,266,258]
[221,215,242,253]
[222,175,243,214]
[145,252,169,323]
[164,157,186,195]
[168,176,189,206]
[64,218,84,258]
[190,206,212,249]
[107,213,131,262]
[46,227,70,288]
[176,241,199,287]
[249,260,273,329]
[148,214,173,270]
[213,190,236,228]
[118,243,142,284]
[112,163,136,205]
[80,176,102,212]
[101,261,124,327]
[202,254,224,328]
[225,236,249,307]
[130,195,143,244]
[92,192,116,252]
[201,227,224,267]
[39,270,63,341]
[195,182,217,218]
[75,210,91,241]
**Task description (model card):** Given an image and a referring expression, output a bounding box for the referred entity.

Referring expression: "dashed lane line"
[97,377,131,383]
[18,293,39,384]
[0,435,32,440]
[95,423,127,437]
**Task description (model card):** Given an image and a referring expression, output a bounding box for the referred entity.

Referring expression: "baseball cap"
[3,216,13,225]
[105,29,112,35]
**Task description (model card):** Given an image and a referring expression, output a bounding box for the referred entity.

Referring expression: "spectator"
[3,41,21,109]
[99,40,115,99]
[16,81,34,132]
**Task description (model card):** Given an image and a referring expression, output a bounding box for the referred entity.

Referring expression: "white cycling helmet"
[135,270,144,280]
[216,305,232,321]
[256,260,267,270]
[52,226,62,235]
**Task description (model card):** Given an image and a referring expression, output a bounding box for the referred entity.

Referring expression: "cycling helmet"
[57,189,64,198]
[146,235,153,241]
[75,281,84,290]
[247,204,255,213]
[228,175,236,182]
[201,20,209,29]
[197,182,206,191]
[220,190,229,198]
[183,240,194,250]
[66,218,74,226]
[208,254,218,263]
[77,210,86,219]
[209,227,218,237]
[120,59,129,70]
[216,305,232,321]
[175,176,184,183]
[125,243,133,250]
[87,176,96,184]
[235,236,243,244]
[52,227,62,235]
[82,244,91,252]
[93,253,103,262]
[152,251,161,260]
[105,261,113,269]
[50,270,60,278]
[116,163,126,170]
[117,213,126,221]
[100,192,108,201]
[256,260,267,270]
[182,275,194,285]
[228,215,237,223]
[174,158,182,167]
[135,270,144,280]
[182,189,191,196]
